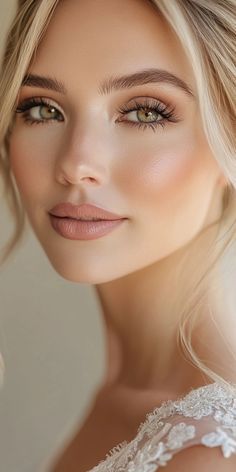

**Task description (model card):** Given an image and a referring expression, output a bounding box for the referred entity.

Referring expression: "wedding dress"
[41,381,236,471]
[88,381,236,471]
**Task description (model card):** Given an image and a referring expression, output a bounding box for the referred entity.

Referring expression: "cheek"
[121,135,202,211]
[8,127,58,201]
[118,124,218,245]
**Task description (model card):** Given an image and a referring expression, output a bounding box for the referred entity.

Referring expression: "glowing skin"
[9,0,228,401]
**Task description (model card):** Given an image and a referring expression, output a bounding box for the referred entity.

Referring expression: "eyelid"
[15,93,180,127]
[112,94,175,119]
[122,94,172,107]
[17,92,173,110]
[16,96,65,116]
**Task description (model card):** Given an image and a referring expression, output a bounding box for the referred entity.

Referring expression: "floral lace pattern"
[89,382,236,471]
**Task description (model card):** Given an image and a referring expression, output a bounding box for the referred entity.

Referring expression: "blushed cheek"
[123,140,200,212]
[8,129,57,199]
[9,136,31,193]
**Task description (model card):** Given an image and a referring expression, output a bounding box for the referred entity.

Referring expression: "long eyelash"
[15,97,63,125]
[15,97,180,131]
[117,98,179,132]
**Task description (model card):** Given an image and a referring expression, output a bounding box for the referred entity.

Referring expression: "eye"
[15,96,180,132]
[116,97,180,133]
[15,97,64,125]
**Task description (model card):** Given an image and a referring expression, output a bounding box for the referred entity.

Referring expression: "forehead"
[29,0,195,95]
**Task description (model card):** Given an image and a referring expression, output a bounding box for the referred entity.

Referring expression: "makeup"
[49,215,126,240]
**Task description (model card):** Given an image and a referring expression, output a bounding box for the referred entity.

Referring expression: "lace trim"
[125,422,236,471]
[89,381,236,471]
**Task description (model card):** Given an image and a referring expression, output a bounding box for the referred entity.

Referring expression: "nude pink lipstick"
[48,203,128,240]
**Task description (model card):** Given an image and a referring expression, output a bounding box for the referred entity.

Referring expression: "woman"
[0,0,236,470]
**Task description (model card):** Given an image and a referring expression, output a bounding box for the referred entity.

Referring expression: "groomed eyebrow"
[21,68,195,99]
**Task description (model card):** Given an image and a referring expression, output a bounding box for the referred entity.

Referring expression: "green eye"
[15,98,64,125]
[117,97,179,132]
[36,105,59,120]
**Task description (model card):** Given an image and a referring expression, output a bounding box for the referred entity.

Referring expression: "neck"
[94,225,219,393]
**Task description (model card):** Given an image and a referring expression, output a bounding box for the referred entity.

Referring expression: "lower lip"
[49,215,127,240]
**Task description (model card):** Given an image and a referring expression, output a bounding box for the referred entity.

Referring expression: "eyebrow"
[21,68,195,99]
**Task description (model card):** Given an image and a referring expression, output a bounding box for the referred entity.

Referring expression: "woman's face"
[9,0,224,283]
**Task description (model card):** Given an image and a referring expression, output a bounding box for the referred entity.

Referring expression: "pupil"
[42,106,56,118]
[138,109,157,122]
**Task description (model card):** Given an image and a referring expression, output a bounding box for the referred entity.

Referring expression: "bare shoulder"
[156,445,236,472]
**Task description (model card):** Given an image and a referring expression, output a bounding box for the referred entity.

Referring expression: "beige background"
[0,1,105,471]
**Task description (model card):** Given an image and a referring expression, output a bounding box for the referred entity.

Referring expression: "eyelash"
[15,97,179,132]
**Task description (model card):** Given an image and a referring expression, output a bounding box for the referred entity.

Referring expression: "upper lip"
[49,203,126,221]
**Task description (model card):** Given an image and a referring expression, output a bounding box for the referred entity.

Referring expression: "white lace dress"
[87,382,236,471]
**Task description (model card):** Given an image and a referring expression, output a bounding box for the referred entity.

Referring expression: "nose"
[57,164,103,186]
[55,126,110,187]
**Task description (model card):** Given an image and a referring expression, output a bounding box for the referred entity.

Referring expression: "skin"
[8,0,233,468]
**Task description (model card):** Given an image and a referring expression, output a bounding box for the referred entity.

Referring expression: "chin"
[43,252,126,284]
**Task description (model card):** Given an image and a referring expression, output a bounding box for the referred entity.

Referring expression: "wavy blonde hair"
[0,0,236,390]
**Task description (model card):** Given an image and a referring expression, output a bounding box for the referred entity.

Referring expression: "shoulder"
[154,444,236,471]
[129,382,236,472]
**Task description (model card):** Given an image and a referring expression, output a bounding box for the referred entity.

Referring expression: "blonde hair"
[0,0,236,391]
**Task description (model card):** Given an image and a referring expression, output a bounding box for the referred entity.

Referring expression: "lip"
[49,215,126,240]
[48,203,125,221]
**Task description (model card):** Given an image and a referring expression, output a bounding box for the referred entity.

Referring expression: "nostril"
[88,177,97,183]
